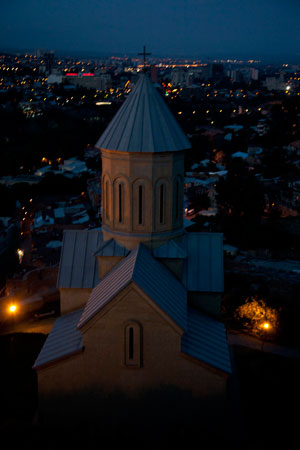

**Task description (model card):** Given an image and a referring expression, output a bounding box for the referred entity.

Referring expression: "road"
[228,329,300,359]
[0,314,56,335]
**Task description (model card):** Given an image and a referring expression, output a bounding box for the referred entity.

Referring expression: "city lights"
[17,249,24,263]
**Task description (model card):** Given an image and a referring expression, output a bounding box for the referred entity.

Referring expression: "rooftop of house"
[78,243,187,331]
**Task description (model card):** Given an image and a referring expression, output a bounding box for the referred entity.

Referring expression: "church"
[34,72,232,422]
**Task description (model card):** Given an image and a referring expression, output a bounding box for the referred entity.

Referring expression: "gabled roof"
[57,230,224,293]
[78,243,187,330]
[182,232,224,293]
[57,230,103,289]
[94,238,129,257]
[33,309,83,369]
[153,239,187,259]
[182,308,231,374]
[95,73,191,153]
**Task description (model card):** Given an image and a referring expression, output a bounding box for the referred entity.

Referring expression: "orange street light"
[261,321,271,351]
[8,304,17,314]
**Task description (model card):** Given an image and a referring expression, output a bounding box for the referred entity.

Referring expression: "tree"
[234,297,280,338]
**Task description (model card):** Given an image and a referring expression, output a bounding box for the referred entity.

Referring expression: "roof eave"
[33,347,84,371]
[180,351,232,376]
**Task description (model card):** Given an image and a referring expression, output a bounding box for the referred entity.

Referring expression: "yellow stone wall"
[101,149,185,249]
[38,283,227,400]
[97,255,124,279]
[60,288,92,315]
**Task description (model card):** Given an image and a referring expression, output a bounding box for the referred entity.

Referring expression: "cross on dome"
[138,45,151,67]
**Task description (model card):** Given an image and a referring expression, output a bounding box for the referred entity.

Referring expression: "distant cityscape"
[0,49,300,251]
[1,48,300,272]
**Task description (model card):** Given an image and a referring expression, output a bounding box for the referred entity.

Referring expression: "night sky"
[1,0,300,61]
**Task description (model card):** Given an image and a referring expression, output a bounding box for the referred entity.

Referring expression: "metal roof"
[132,243,187,330]
[153,239,187,259]
[94,238,130,257]
[57,230,223,293]
[182,232,224,292]
[78,243,187,330]
[57,230,103,288]
[95,73,191,153]
[33,309,83,369]
[181,308,232,374]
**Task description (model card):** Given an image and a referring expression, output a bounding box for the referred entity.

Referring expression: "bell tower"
[95,73,191,250]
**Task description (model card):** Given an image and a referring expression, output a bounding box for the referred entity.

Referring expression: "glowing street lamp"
[261,321,271,351]
[8,304,17,314]
[17,248,24,263]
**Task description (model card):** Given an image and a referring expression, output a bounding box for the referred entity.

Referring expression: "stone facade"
[35,74,229,427]
[60,287,92,315]
[101,149,185,249]
[96,254,125,279]
[37,284,227,403]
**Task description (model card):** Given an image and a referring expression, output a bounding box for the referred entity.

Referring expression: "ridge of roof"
[77,247,138,329]
[95,73,191,153]
[78,243,187,330]
[132,244,187,330]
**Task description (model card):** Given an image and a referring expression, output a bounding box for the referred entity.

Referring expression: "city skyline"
[1,0,300,63]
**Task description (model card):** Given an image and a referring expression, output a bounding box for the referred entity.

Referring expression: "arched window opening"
[129,327,134,360]
[125,322,142,367]
[118,183,123,223]
[105,180,109,220]
[159,184,164,224]
[138,185,143,225]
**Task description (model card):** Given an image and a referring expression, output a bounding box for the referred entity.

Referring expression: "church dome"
[95,73,191,153]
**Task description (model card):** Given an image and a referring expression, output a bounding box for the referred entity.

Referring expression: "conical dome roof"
[95,73,191,153]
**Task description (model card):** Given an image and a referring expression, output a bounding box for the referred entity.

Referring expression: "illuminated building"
[64,72,111,91]
[34,72,231,424]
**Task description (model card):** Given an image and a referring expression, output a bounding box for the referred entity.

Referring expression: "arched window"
[132,179,147,230]
[118,183,123,223]
[105,180,109,220]
[159,184,164,224]
[138,185,143,225]
[124,322,142,367]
